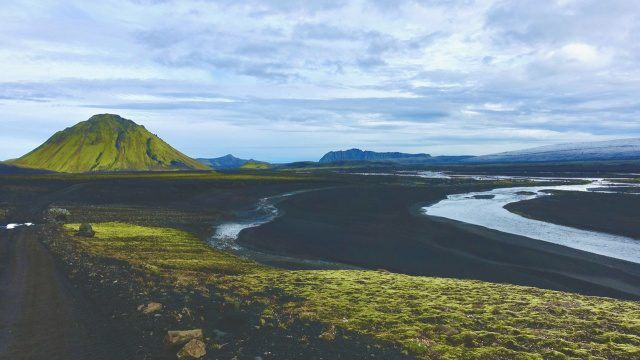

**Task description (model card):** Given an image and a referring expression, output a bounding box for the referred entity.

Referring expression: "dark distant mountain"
[8,114,210,173]
[464,138,640,164]
[196,155,270,170]
[196,155,247,169]
[320,149,431,163]
[319,148,473,164]
[0,162,52,174]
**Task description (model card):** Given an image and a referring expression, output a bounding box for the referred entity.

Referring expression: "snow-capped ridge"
[464,138,640,163]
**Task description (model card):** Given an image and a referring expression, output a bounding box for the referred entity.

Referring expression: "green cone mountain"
[10,114,210,173]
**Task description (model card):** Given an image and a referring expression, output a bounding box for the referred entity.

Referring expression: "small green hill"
[240,161,274,170]
[10,114,210,173]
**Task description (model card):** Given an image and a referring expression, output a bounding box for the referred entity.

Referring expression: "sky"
[1,0,639,163]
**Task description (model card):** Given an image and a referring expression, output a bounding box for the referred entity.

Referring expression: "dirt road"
[0,227,131,359]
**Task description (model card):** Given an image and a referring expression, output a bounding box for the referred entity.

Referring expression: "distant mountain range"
[196,154,269,170]
[7,114,210,173]
[318,139,640,166]
[319,148,473,164]
[3,114,639,174]
[463,138,640,163]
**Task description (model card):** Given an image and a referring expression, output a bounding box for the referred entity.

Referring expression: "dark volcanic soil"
[238,186,640,300]
[0,227,133,359]
[505,190,640,240]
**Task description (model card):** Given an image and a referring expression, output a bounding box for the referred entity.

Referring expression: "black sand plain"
[238,184,640,300]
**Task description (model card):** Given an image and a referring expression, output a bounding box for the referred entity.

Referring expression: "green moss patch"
[273,270,640,359]
[64,223,278,292]
[63,223,640,359]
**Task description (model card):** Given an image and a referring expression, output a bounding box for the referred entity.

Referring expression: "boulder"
[176,339,206,360]
[164,329,203,350]
[75,223,95,237]
[142,302,163,314]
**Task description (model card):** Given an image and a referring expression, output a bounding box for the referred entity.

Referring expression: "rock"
[164,329,203,350]
[142,302,163,314]
[225,300,241,310]
[212,329,227,339]
[176,339,206,360]
[75,223,95,237]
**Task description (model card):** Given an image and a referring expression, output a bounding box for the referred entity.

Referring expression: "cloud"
[357,56,386,69]
[486,0,623,45]
[293,23,354,40]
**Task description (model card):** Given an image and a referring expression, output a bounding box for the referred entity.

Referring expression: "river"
[421,178,640,264]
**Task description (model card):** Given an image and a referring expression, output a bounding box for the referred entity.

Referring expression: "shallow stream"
[209,189,328,252]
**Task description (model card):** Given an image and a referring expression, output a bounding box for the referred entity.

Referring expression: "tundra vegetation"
[62,222,640,360]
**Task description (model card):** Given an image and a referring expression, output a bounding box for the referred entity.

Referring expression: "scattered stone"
[142,302,163,314]
[212,329,227,339]
[223,300,240,310]
[75,223,95,237]
[176,339,206,360]
[164,329,204,350]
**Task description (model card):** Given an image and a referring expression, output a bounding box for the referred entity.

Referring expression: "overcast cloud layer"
[1,0,639,162]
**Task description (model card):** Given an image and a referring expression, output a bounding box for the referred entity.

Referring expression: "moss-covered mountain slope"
[10,114,210,172]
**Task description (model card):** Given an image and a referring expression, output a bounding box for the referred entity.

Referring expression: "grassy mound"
[11,114,210,172]
[240,161,274,170]
[64,223,640,359]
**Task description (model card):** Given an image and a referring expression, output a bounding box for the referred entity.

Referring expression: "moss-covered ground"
[63,222,640,360]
